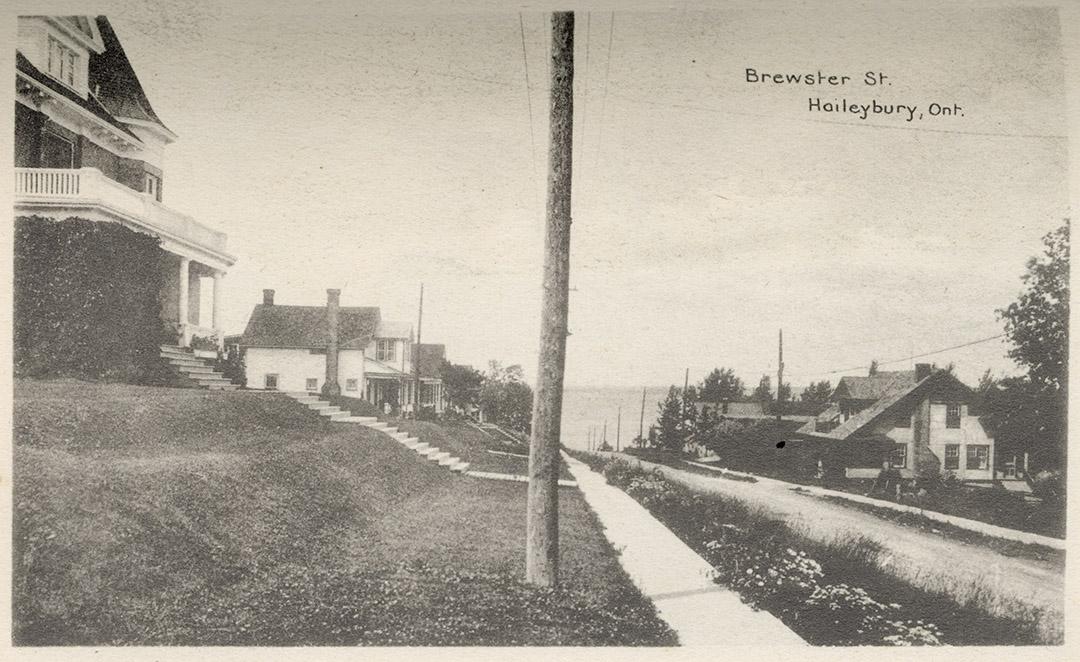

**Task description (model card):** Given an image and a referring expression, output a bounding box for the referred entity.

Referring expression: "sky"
[43,0,1070,389]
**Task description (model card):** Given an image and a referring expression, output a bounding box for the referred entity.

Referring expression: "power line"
[518,13,540,210]
[594,12,615,171]
[579,12,591,162]
[811,334,1007,376]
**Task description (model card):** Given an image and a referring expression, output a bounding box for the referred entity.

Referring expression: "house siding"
[245,347,366,394]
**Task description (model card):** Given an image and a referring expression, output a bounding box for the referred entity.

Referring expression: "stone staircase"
[159,345,238,390]
[285,392,470,474]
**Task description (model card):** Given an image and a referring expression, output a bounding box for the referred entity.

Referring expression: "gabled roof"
[240,304,380,349]
[803,370,973,440]
[833,370,916,401]
[90,17,173,135]
[376,319,412,339]
[416,343,446,379]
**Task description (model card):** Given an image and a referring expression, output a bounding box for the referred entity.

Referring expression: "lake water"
[559,385,672,451]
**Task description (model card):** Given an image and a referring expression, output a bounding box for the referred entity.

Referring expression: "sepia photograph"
[5,0,1076,655]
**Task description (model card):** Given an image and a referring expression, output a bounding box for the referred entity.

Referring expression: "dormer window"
[376,339,396,363]
[47,36,79,88]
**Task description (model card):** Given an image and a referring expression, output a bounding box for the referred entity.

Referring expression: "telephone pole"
[639,386,646,446]
[413,283,424,416]
[526,10,574,588]
[776,328,784,424]
[616,405,621,451]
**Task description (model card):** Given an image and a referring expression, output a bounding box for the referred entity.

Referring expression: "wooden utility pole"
[413,283,424,416]
[616,405,621,451]
[776,328,784,424]
[639,386,646,446]
[602,420,607,447]
[526,10,574,588]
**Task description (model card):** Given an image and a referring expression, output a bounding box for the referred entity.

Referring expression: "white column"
[178,257,190,346]
[212,271,224,347]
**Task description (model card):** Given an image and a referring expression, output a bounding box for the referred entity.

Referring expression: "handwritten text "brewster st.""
[744,69,889,86]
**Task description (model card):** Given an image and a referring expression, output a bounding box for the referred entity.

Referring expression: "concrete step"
[402,438,421,449]
[428,451,451,463]
[334,416,378,423]
[416,446,439,457]
[365,422,390,430]
[450,461,470,473]
[322,410,351,420]
[437,455,459,466]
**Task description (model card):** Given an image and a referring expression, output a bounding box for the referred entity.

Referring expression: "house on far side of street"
[798,363,1025,485]
[238,289,446,414]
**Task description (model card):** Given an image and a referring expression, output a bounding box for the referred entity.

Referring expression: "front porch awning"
[364,357,407,379]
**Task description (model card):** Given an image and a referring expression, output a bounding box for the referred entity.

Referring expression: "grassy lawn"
[14,380,674,646]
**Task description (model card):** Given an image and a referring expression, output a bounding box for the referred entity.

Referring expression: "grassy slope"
[13,380,674,646]
[390,419,574,480]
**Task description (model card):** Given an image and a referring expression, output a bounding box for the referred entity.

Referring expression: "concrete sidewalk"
[563,453,806,647]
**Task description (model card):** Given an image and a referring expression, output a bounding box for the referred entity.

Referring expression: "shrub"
[14,216,170,384]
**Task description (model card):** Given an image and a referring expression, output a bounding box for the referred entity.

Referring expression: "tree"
[440,360,484,414]
[868,360,879,375]
[988,222,1070,471]
[801,379,833,404]
[752,375,773,402]
[777,382,792,402]
[699,367,744,402]
[655,386,684,451]
[998,222,1069,393]
[480,360,534,434]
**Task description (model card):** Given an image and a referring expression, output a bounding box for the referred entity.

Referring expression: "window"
[894,412,911,428]
[306,378,318,391]
[944,444,960,470]
[264,374,279,390]
[376,339,396,363]
[47,36,79,88]
[889,443,907,469]
[345,378,358,392]
[946,403,961,428]
[420,382,435,406]
[145,173,161,202]
[966,445,989,470]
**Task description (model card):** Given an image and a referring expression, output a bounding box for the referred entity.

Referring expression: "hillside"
[13,380,674,645]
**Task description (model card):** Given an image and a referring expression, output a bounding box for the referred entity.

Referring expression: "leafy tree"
[998,222,1069,392]
[479,360,534,434]
[777,382,792,402]
[752,375,773,402]
[987,222,1070,471]
[655,386,685,451]
[699,367,744,402]
[439,360,483,413]
[801,380,833,404]
[681,384,698,434]
[868,360,879,375]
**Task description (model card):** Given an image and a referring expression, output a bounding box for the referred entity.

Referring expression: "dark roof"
[803,370,973,440]
[90,17,171,132]
[240,304,380,349]
[416,343,446,379]
[833,371,916,401]
[16,50,141,141]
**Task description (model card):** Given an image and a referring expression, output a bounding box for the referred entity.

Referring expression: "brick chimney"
[322,288,341,397]
[263,289,275,306]
[915,363,933,381]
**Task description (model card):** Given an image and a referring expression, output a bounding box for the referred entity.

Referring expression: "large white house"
[800,364,1019,483]
[15,16,235,348]
[239,289,446,413]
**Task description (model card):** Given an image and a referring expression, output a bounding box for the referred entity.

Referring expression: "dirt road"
[611,455,1065,638]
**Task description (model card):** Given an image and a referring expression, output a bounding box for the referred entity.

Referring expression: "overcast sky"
[61,0,1069,388]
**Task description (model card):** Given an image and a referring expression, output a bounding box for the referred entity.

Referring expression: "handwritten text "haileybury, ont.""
[744,68,964,122]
